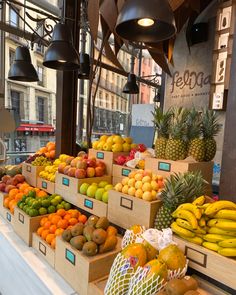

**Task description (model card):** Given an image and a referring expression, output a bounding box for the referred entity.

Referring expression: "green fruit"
[64,203,71,210]
[32,200,41,210]
[41,199,50,208]
[39,207,48,215]
[29,209,38,217]
[104,184,113,191]
[23,205,28,212]
[87,185,97,198]
[51,199,60,206]
[22,195,27,202]
[25,197,32,205]
[28,190,36,198]
[48,205,56,213]
[54,195,63,203]
[61,201,67,206]
[95,188,105,201]
[57,204,64,210]
[98,181,108,188]
[80,183,90,195]
[102,191,109,203]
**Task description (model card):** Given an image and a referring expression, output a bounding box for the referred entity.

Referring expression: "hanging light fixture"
[8,46,39,82]
[116,0,176,43]
[78,53,90,79]
[123,73,139,94]
[43,23,79,71]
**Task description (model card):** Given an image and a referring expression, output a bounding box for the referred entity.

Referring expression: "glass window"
[9,50,15,66]
[11,90,20,116]
[37,64,44,86]
[36,22,44,53]
[38,97,45,123]
[9,7,19,27]
[111,96,114,109]
[116,98,119,110]
[105,93,109,109]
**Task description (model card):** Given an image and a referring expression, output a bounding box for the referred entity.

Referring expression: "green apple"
[98,181,108,188]
[87,185,97,198]
[79,183,90,195]
[104,184,113,191]
[95,188,105,201]
[102,191,109,203]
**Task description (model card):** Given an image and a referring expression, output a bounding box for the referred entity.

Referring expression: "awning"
[16,123,55,132]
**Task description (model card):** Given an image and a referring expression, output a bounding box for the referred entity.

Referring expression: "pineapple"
[201,110,221,161]
[154,171,206,230]
[152,107,172,159]
[165,107,188,161]
[187,108,205,162]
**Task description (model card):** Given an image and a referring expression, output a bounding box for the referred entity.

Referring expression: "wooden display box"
[112,176,123,186]
[13,207,47,246]
[88,149,129,175]
[32,233,55,268]
[112,164,137,178]
[88,276,108,295]
[77,193,108,217]
[37,177,55,195]
[55,236,121,295]
[173,235,236,291]
[0,193,15,226]
[22,163,44,187]
[108,190,162,229]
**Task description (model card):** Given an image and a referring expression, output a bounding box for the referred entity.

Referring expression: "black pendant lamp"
[8,46,39,82]
[78,53,90,79]
[43,23,79,71]
[116,0,176,43]
[123,73,139,94]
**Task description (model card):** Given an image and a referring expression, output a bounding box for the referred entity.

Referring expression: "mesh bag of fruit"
[167,260,188,280]
[121,226,146,249]
[104,253,137,295]
[127,266,166,295]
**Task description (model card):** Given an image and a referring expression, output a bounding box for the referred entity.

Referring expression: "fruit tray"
[32,233,55,268]
[22,163,44,187]
[107,190,162,229]
[55,236,121,295]
[173,235,236,291]
[36,177,55,195]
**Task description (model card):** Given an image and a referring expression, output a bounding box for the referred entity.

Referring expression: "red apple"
[82,154,88,159]
[76,160,87,170]
[0,182,6,192]
[65,156,75,165]
[86,167,95,178]
[5,185,16,193]
[58,162,67,173]
[13,174,25,183]
[70,158,79,168]
[63,165,71,175]
[75,169,86,179]
[2,175,11,184]
[68,167,76,177]
[87,158,97,168]
[95,167,104,177]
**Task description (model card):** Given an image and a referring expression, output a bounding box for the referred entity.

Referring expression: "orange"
[46,142,55,149]
[19,183,29,192]
[49,224,57,234]
[37,191,48,198]
[68,209,80,218]
[55,228,64,236]
[40,217,49,227]
[4,197,10,208]
[10,206,15,214]
[41,229,50,240]
[24,187,34,194]
[51,215,62,225]
[37,227,44,236]
[57,209,66,217]
[39,147,47,154]
[63,214,72,221]
[78,214,87,224]
[9,189,19,198]
[15,192,24,202]
[46,233,55,244]
[48,213,56,221]
[43,221,52,230]
[45,152,50,158]
[69,217,78,226]
[51,238,56,249]
[34,187,40,194]
[49,150,55,159]
[8,199,16,209]
[57,219,69,229]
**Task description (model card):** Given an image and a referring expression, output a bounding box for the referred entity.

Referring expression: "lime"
[54,195,63,203]
[17,201,22,207]
[50,199,60,206]
[29,209,38,217]
[32,200,41,210]
[25,197,32,205]
[28,199,35,207]
[41,199,50,208]
[23,205,28,212]
[56,204,64,210]
[61,201,67,206]
[28,190,36,198]
[22,195,27,202]
[64,203,72,210]
[48,205,56,213]
[39,207,48,215]
[26,207,31,215]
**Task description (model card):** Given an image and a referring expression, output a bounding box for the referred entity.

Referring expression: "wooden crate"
[0,193,15,226]
[112,176,123,186]
[88,276,108,295]
[32,233,55,268]
[173,235,236,291]
[22,163,44,187]
[77,193,108,217]
[13,207,47,246]
[112,164,137,178]
[37,177,55,195]
[88,149,129,175]
[108,190,162,229]
[55,236,121,295]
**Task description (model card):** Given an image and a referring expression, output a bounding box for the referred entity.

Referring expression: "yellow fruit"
[128,178,135,187]
[214,209,236,221]
[218,247,236,257]
[207,219,236,231]
[131,143,138,149]
[122,177,129,186]
[204,201,236,216]
[123,137,133,144]
[192,195,205,206]
[92,141,99,149]
[112,143,123,152]
[172,209,198,230]
[142,176,151,183]
[100,135,109,142]
[143,259,168,282]
[202,241,221,252]
[203,234,236,243]
[137,160,145,169]
[135,189,143,199]
[122,185,129,194]
[142,182,152,192]
[208,227,236,237]
[142,191,153,201]
[143,241,159,261]
[121,243,147,269]
[53,159,61,165]
[97,141,106,150]
[151,180,158,190]
[113,135,124,144]
[106,136,114,144]
[114,183,123,192]
[129,225,143,234]
[218,238,236,248]
[135,180,143,190]
[158,244,186,270]
[103,143,113,151]
[184,236,203,245]
[171,222,195,238]
[123,143,131,152]
[177,203,202,219]
[199,217,206,227]
[151,190,157,200]
[134,173,143,181]
[128,187,136,196]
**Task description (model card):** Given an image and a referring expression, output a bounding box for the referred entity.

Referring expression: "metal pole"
[137,49,142,104]
[127,54,135,136]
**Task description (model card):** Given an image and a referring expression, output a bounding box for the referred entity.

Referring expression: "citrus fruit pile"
[17,192,72,217]
[37,209,87,249]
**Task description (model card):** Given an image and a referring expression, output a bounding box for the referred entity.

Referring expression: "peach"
[135,180,143,190]
[67,167,76,177]
[134,173,143,181]
[87,167,95,178]
[2,175,11,183]
[142,176,151,183]
[13,174,25,183]
[128,187,136,196]
[58,162,67,173]
[5,185,16,193]
[70,158,79,167]
[122,185,129,194]
[142,191,153,201]
[63,165,71,175]
[151,180,159,191]
[75,168,86,179]
[128,178,135,187]
[122,177,129,186]
[95,167,104,177]
[65,156,74,165]
[135,189,143,199]
[0,182,6,192]
[76,160,87,170]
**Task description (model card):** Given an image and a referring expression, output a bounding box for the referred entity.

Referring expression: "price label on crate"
[62,177,70,187]
[122,168,131,177]
[26,165,32,172]
[66,248,76,265]
[6,212,11,222]
[39,242,47,256]
[42,181,48,189]
[158,161,171,172]
[84,199,93,210]
[96,152,104,159]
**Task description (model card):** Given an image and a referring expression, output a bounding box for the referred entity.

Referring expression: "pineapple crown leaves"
[160,171,206,211]
[169,107,189,140]
[186,108,202,141]
[201,109,221,139]
[152,107,172,138]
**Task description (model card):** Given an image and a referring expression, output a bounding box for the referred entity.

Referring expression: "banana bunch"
[171,196,236,257]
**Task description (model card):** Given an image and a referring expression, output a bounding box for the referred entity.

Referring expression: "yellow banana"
[177,203,202,219]
[202,241,221,252]
[184,236,203,245]
[176,218,206,234]
[199,217,206,227]
[218,238,236,248]
[214,209,236,221]
[172,209,198,229]
[203,234,236,243]
[204,200,236,216]
[208,227,236,237]
[171,222,195,238]
[207,219,236,231]
[198,203,211,209]
[218,248,236,257]
[192,195,205,206]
